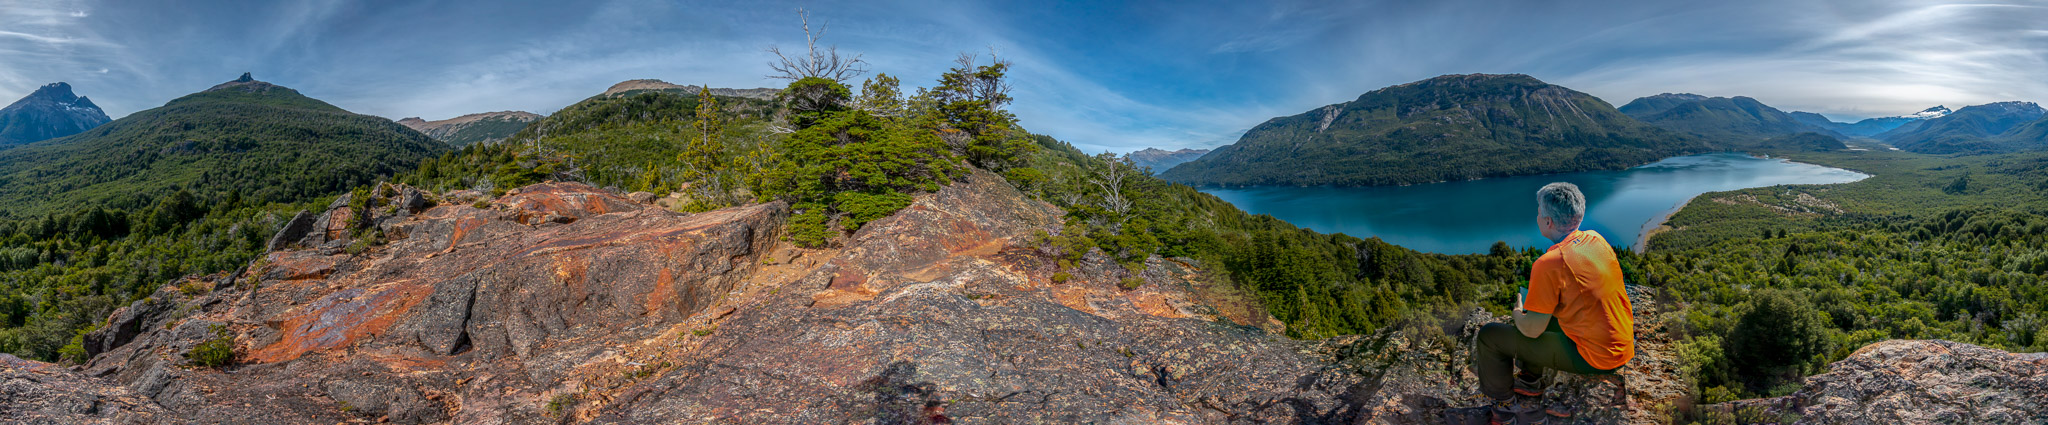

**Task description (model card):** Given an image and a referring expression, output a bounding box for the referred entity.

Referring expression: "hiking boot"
[1489,399,1540,425]
[1511,375,1545,398]
[1545,402,1577,418]
[1490,404,1516,425]
[1441,406,1493,425]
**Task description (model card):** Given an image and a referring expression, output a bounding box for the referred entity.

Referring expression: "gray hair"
[1536,182,1585,227]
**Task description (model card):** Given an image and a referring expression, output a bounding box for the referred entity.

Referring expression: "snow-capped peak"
[1899,105,1950,120]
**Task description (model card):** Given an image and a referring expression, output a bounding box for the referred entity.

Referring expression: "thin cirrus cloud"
[0,0,2041,154]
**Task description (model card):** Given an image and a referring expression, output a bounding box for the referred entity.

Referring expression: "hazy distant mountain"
[1787,111,1845,132]
[1628,95,1846,144]
[1616,93,1709,117]
[1998,114,2048,150]
[601,79,778,100]
[397,111,542,147]
[0,73,446,217]
[1792,106,1950,138]
[1127,148,1209,173]
[1160,74,1706,187]
[1884,101,2047,154]
[0,82,111,147]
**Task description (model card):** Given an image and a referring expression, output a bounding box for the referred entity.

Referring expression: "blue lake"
[1198,153,1869,254]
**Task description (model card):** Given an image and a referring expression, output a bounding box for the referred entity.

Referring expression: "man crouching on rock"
[1472,182,1634,423]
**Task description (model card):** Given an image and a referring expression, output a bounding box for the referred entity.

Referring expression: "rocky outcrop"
[600,79,779,100]
[0,82,111,146]
[1707,339,2048,424]
[21,171,1371,423]
[0,354,164,424]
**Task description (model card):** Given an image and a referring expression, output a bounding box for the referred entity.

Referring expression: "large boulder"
[1709,339,2048,424]
[264,210,316,252]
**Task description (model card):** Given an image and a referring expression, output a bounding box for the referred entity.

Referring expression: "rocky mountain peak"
[234,72,254,83]
[29,82,79,102]
[0,81,112,146]
[1903,105,1952,119]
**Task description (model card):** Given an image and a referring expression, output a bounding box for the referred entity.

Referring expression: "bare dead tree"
[767,9,869,82]
[948,49,1014,111]
[1090,152,1135,227]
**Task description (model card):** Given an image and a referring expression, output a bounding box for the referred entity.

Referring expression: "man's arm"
[1513,309,1552,338]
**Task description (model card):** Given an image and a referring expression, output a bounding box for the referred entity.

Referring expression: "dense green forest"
[0,191,315,361]
[1632,149,2048,401]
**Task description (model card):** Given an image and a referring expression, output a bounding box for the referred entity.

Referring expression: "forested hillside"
[1161,74,1707,187]
[1630,95,1848,143]
[0,75,446,218]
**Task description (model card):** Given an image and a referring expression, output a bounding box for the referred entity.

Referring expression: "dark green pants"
[1473,320,1615,400]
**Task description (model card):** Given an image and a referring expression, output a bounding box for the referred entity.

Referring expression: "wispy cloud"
[0,0,130,107]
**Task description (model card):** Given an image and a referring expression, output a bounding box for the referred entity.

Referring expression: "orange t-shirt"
[1526,229,1634,370]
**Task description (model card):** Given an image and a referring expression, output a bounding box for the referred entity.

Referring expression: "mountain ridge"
[1161,73,1708,187]
[1127,147,1209,173]
[600,79,778,100]
[1884,101,2046,154]
[396,111,542,147]
[1628,95,1848,143]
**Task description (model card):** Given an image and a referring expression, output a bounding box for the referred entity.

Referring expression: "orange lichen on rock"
[247,279,434,363]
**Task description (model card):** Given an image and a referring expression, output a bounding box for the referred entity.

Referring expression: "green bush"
[754,78,959,247]
[185,324,236,368]
[834,191,914,231]
[1725,290,1830,392]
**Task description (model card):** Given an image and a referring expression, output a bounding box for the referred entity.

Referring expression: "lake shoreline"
[1633,194,1699,254]
[1202,153,1871,255]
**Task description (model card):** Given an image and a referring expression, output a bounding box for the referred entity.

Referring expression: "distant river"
[1198,153,1869,254]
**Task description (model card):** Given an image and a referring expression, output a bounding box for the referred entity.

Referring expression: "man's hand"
[1512,308,1552,339]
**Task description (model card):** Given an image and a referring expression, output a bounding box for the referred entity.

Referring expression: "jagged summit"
[1900,105,1951,119]
[0,81,112,146]
[205,72,291,94]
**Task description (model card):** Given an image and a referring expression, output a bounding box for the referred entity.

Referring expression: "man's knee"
[1477,322,1522,350]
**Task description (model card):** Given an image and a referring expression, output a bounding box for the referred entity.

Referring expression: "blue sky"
[3,0,2045,153]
